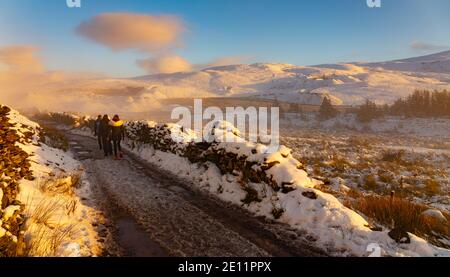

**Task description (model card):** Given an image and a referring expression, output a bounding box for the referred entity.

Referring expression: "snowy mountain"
[363,51,450,74]
[13,51,450,114]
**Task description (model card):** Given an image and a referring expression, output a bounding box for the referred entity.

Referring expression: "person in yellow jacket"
[109,115,125,160]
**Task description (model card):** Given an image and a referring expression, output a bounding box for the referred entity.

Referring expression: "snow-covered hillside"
[12,51,450,114]
[364,51,450,74]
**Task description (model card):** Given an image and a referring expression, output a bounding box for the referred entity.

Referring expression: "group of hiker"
[94,114,125,160]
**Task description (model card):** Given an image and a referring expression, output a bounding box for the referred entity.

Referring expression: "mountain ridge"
[8,51,450,114]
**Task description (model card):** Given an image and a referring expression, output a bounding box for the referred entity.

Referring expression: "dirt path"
[66,132,326,257]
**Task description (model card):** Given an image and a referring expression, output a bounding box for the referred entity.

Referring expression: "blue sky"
[1,0,449,77]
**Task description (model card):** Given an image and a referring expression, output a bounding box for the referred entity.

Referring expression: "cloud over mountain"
[0,45,107,113]
[410,41,449,52]
[0,45,43,73]
[137,55,192,74]
[75,13,184,52]
[137,55,248,74]
[196,56,248,70]
[75,12,244,74]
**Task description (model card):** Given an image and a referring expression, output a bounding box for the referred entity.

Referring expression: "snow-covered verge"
[283,113,450,139]
[121,120,450,257]
[0,106,100,256]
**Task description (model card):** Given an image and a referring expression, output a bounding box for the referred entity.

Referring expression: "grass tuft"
[347,195,450,248]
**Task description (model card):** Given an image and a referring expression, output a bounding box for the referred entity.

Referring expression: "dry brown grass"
[312,165,323,176]
[49,224,78,255]
[22,172,83,256]
[65,199,78,216]
[23,194,81,256]
[329,155,350,172]
[347,195,450,247]
[346,187,363,199]
[381,150,405,163]
[38,178,71,195]
[37,172,82,196]
[347,137,373,148]
[26,198,63,226]
[25,223,78,257]
[377,170,394,184]
[353,160,371,171]
[314,182,340,197]
[363,174,378,191]
[23,194,78,256]
[69,172,82,189]
[422,179,441,196]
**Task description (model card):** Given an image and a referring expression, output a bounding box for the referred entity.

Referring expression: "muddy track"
[66,132,326,257]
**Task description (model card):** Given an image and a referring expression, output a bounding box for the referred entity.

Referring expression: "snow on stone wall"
[0,105,35,256]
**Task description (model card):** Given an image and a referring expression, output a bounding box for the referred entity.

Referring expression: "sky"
[0,0,450,77]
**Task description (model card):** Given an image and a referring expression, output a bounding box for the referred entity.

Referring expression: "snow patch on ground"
[7,108,101,256]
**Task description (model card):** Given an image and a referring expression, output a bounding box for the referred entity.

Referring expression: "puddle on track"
[115,216,169,257]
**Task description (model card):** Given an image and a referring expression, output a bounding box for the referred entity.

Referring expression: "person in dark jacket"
[109,115,125,160]
[99,114,112,157]
[94,115,102,150]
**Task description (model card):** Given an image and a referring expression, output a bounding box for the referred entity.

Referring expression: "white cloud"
[410,41,449,52]
[76,13,184,52]
[195,56,248,70]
